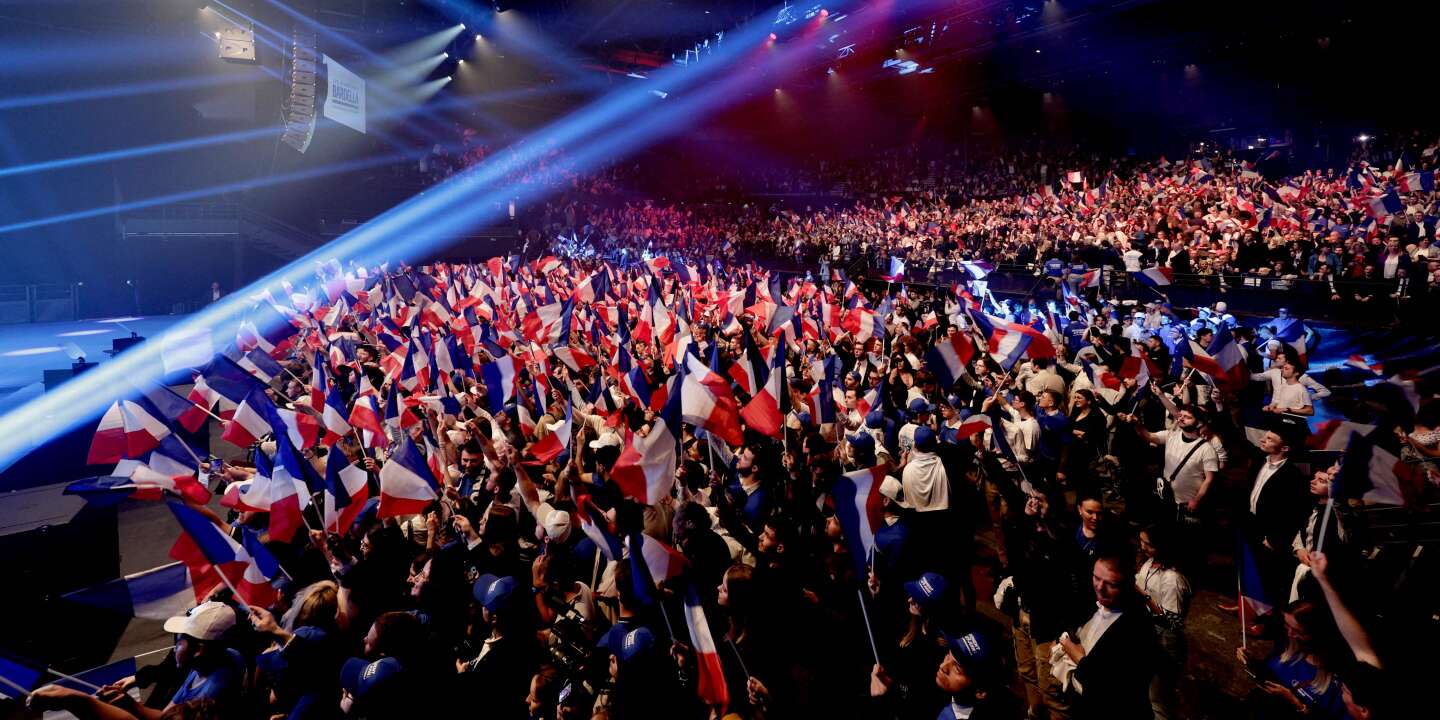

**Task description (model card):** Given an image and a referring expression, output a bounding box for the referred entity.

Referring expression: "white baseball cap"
[534,502,572,543]
[163,601,236,641]
[879,476,910,509]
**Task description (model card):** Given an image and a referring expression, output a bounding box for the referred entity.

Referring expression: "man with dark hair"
[1241,426,1309,617]
[1056,554,1158,719]
[1129,403,1219,522]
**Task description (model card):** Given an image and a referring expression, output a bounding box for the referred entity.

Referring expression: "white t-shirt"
[1154,430,1219,504]
[1137,559,1191,622]
[1122,249,1143,272]
[1271,382,1313,412]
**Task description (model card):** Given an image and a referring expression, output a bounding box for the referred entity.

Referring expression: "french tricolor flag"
[726,334,768,396]
[612,378,682,505]
[220,388,278,449]
[951,411,994,441]
[831,465,887,576]
[263,438,317,543]
[575,497,624,562]
[683,585,729,711]
[347,394,385,447]
[739,337,788,439]
[1207,326,1250,389]
[527,403,573,464]
[167,500,279,609]
[1135,266,1173,287]
[323,446,369,534]
[679,353,744,447]
[627,531,689,606]
[480,355,518,412]
[552,345,597,372]
[843,308,883,343]
[321,385,352,446]
[274,408,322,450]
[309,352,328,409]
[180,375,223,432]
[1366,191,1404,220]
[88,400,172,465]
[925,333,976,389]
[377,436,439,518]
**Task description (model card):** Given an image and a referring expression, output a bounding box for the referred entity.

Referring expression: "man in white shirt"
[981,390,1039,471]
[1265,363,1315,417]
[1128,405,1219,515]
[1253,356,1329,410]
[1122,244,1144,273]
[1055,555,1158,719]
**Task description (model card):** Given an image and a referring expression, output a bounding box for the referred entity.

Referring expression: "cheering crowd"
[522,134,1440,314]
[14,137,1440,720]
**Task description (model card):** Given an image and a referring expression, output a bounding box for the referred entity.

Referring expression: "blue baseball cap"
[257,626,331,678]
[903,572,948,611]
[913,425,937,452]
[340,656,402,700]
[472,574,518,613]
[907,397,934,415]
[944,631,996,683]
[613,627,655,664]
[865,410,886,429]
[847,431,876,456]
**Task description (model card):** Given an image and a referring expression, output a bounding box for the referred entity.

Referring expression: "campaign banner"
[323,54,366,134]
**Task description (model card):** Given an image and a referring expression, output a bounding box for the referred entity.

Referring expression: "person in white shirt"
[1137,525,1192,720]
[1055,555,1158,719]
[1253,355,1329,406]
[982,389,1039,471]
[1126,404,1219,516]
[1122,244,1144,273]
[1265,363,1315,417]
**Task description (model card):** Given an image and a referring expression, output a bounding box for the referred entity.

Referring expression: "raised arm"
[1309,551,1381,669]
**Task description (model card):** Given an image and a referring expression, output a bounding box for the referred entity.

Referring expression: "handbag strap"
[1166,437,1206,485]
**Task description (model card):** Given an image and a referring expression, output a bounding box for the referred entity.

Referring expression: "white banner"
[323,54,366,134]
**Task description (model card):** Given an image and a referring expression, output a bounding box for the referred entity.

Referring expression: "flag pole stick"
[1316,498,1335,554]
[856,588,882,665]
[726,637,751,681]
[212,565,251,614]
[1237,557,1247,650]
[0,673,30,698]
[44,667,102,692]
[187,401,227,424]
[657,598,677,640]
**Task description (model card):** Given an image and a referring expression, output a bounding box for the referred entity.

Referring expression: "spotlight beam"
[0,82,571,181]
[0,71,267,112]
[0,0,922,471]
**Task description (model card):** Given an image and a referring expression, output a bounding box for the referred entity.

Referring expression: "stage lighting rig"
[217,23,257,63]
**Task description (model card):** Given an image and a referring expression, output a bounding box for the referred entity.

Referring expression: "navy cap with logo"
[944,631,996,684]
[613,627,655,664]
[865,410,886,429]
[903,572,948,611]
[907,398,934,416]
[472,574,518,613]
[340,656,402,701]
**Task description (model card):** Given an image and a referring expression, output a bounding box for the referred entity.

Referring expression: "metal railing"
[0,284,78,324]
